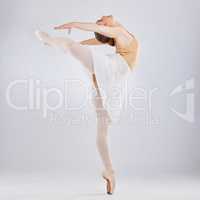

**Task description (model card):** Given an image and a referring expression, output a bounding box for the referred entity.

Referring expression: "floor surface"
[0,171,200,200]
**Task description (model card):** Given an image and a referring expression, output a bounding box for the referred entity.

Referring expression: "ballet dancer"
[35,15,139,195]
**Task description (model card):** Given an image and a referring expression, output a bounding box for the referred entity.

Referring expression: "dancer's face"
[96,15,115,26]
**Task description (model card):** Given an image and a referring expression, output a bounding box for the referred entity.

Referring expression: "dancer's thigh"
[92,90,111,125]
[70,43,94,74]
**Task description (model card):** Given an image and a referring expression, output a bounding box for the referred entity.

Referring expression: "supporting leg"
[93,91,113,172]
[94,92,116,194]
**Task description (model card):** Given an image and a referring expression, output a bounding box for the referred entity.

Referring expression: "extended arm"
[54,22,121,38]
[79,38,104,45]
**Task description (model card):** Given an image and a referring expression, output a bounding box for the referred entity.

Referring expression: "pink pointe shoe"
[35,30,51,46]
[102,169,116,195]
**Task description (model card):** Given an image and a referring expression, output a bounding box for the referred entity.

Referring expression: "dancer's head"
[94,15,116,46]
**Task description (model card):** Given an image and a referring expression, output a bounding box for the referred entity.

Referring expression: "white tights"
[36,31,114,173]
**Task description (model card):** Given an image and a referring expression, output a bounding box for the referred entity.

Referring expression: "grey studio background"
[0,0,200,199]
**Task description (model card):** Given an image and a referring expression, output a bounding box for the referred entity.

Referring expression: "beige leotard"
[115,38,139,69]
[92,33,139,89]
[92,39,138,90]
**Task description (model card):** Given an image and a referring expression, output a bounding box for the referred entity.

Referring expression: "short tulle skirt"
[90,48,131,123]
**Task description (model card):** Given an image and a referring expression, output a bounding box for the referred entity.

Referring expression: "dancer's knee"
[96,129,107,147]
[97,118,109,140]
[96,111,112,127]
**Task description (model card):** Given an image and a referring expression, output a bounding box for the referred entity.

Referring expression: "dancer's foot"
[102,169,116,195]
[35,30,51,46]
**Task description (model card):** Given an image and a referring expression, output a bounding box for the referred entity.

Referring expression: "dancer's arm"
[80,38,103,45]
[54,22,121,38]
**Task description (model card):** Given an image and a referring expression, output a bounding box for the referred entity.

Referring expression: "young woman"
[35,15,139,195]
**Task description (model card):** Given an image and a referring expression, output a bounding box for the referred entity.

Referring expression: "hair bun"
[94,32,115,46]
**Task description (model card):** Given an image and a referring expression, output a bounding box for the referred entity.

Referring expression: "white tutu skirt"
[90,48,131,123]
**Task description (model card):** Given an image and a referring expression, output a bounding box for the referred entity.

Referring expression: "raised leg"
[35,30,94,74]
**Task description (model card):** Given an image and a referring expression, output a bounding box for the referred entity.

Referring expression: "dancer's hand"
[54,22,76,30]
